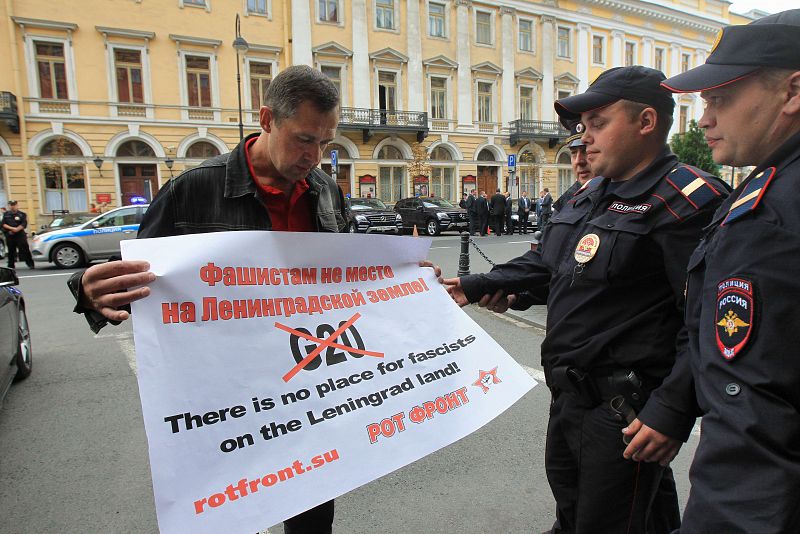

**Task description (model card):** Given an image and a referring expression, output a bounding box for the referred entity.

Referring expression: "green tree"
[670,119,720,177]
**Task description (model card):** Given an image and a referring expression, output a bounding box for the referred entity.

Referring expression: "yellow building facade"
[0,0,756,224]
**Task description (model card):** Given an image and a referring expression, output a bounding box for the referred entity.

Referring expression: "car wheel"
[13,305,32,382]
[52,243,85,269]
[426,219,440,236]
[348,222,358,233]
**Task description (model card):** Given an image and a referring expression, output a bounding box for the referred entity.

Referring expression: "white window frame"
[654,47,665,72]
[624,40,638,67]
[316,0,345,26]
[518,17,535,53]
[681,52,692,73]
[518,84,536,121]
[244,56,279,121]
[105,43,154,119]
[426,0,449,39]
[244,0,271,18]
[177,50,220,122]
[23,34,78,115]
[179,0,211,12]
[556,25,572,59]
[316,61,349,107]
[373,66,403,112]
[373,0,400,33]
[474,78,496,124]
[592,34,605,66]
[427,74,452,120]
[473,8,495,47]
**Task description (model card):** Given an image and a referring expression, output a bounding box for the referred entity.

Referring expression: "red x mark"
[278,312,384,383]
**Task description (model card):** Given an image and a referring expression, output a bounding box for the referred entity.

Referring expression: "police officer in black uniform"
[2,200,35,270]
[443,66,730,533]
[553,123,593,214]
[628,10,800,533]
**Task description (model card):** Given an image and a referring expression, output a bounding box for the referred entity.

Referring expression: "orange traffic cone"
[412,224,419,237]
[487,225,491,235]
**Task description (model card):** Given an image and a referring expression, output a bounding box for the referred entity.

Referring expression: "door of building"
[321,164,351,197]
[477,165,498,195]
[119,164,158,205]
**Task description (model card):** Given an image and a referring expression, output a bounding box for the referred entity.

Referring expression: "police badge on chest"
[715,277,754,361]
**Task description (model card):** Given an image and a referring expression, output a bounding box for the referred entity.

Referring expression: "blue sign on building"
[508,154,516,168]
[330,149,338,169]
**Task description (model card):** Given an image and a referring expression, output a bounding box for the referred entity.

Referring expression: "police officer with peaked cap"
[552,123,592,214]
[441,66,730,533]
[628,9,800,533]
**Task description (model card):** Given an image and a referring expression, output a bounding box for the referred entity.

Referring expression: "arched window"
[518,150,539,196]
[430,145,455,201]
[186,141,220,159]
[40,138,83,157]
[378,145,403,160]
[477,148,496,161]
[117,140,155,158]
[430,146,453,161]
[324,144,349,159]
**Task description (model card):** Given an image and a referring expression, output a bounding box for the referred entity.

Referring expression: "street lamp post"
[233,14,250,142]
[164,157,174,179]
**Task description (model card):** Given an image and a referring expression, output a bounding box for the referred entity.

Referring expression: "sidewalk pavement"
[506,305,547,330]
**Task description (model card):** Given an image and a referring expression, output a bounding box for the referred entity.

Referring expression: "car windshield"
[421,198,455,208]
[350,198,388,211]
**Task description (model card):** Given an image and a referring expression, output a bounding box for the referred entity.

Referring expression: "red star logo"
[473,367,501,394]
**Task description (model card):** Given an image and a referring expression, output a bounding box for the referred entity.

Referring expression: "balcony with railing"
[338,107,429,142]
[0,92,20,133]
[509,119,570,147]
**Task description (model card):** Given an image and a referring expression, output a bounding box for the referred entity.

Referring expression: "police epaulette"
[722,167,776,226]
[665,165,723,210]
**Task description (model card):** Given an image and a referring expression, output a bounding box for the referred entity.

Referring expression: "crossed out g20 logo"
[277,312,384,382]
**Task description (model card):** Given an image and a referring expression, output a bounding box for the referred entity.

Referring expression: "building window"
[477,81,492,122]
[430,77,447,119]
[557,27,571,58]
[378,71,397,111]
[429,2,446,37]
[35,41,69,100]
[592,35,604,64]
[430,167,454,200]
[679,105,689,133]
[519,19,533,52]
[247,0,268,15]
[654,48,665,72]
[186,141,220,159]
[557,151,572,195]
[185,55,211,108]
[557,90,571,100]
[518,150,538,196]
[625,42,636,67]
[183,0,206,6]
[377,145,404,202]
[519,86,534,120]
[249,61,272,109]
[42,165,87,212]
[681,53,691,73]
[114,49,144,104]
[476,11,492,45]
[117,140,156,157]
[318,0,339,23]
[376,0,395,30]
[320,66,341,98]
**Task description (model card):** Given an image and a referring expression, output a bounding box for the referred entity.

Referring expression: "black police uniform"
[2,208,34,269]
[460,150,729,533]
[552,180,582,214]
[647,131,800,533]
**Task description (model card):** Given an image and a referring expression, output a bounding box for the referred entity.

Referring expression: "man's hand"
[80,260,156,322]
[418,260,443,283]
[477,289,517,313]
[622,419,682,466]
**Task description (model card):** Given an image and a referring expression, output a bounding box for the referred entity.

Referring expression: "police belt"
[545,365,647,409]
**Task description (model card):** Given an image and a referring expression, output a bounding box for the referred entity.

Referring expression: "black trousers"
[517,212,529,233]
[468,214,479,235]
[478,214,489,235]
[545,392,680,534]
[5,232,33,268]
[491,213,504,236]
[283,499,334,534]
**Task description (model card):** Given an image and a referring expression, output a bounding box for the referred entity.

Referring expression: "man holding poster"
[68,65,346,533]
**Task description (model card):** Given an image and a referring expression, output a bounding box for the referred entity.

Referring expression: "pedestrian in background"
[477,191,489,236]
[517,191,532,234]
[2,200,34,270]
[504,191,513,234]
[490,188,506,236]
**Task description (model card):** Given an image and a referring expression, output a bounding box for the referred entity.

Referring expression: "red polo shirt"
[245,137,314,232]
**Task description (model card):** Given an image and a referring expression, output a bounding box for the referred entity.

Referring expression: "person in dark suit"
[490,189,506,236]
[504,191,513,234]
[477,191,490,236]
[538,187,553,229]
[517,191,532,234]
[466,189,479,235]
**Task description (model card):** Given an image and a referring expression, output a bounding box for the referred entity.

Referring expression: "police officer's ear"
[259,106,276,133]
[782,71,800,117]
[637,106,659,136]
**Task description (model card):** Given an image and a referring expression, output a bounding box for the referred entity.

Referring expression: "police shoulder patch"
[715,277,754,361]
[722,167,776,226]
[666,165,723,210]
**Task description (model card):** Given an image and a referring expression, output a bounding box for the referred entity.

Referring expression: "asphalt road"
[0,234,699,533]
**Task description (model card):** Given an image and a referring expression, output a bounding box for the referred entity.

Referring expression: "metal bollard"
[457,231,470,276]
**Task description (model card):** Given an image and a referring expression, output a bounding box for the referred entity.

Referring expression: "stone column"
[456,0,473,128]
[406,0,424,112]
[642,37,654,68]
[501,7,515,126]
[351,0,370,108]
[670,43,681,77]
[541,16,555,121]
[576,23,590,92]
[291,0,313,66]
[611,30,624,67]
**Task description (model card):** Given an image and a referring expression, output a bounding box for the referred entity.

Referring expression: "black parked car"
[0,267,32,405]
[394,197,469,236]
[345,197,403,234]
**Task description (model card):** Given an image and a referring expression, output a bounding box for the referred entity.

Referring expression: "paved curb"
[505,308,547,330]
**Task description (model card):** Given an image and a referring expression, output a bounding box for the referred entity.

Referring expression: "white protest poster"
[123,231,537,533]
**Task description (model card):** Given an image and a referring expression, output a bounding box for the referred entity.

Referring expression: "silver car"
[31,204,148,268]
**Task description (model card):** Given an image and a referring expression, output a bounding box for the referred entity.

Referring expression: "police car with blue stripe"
[31,202,149,268]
